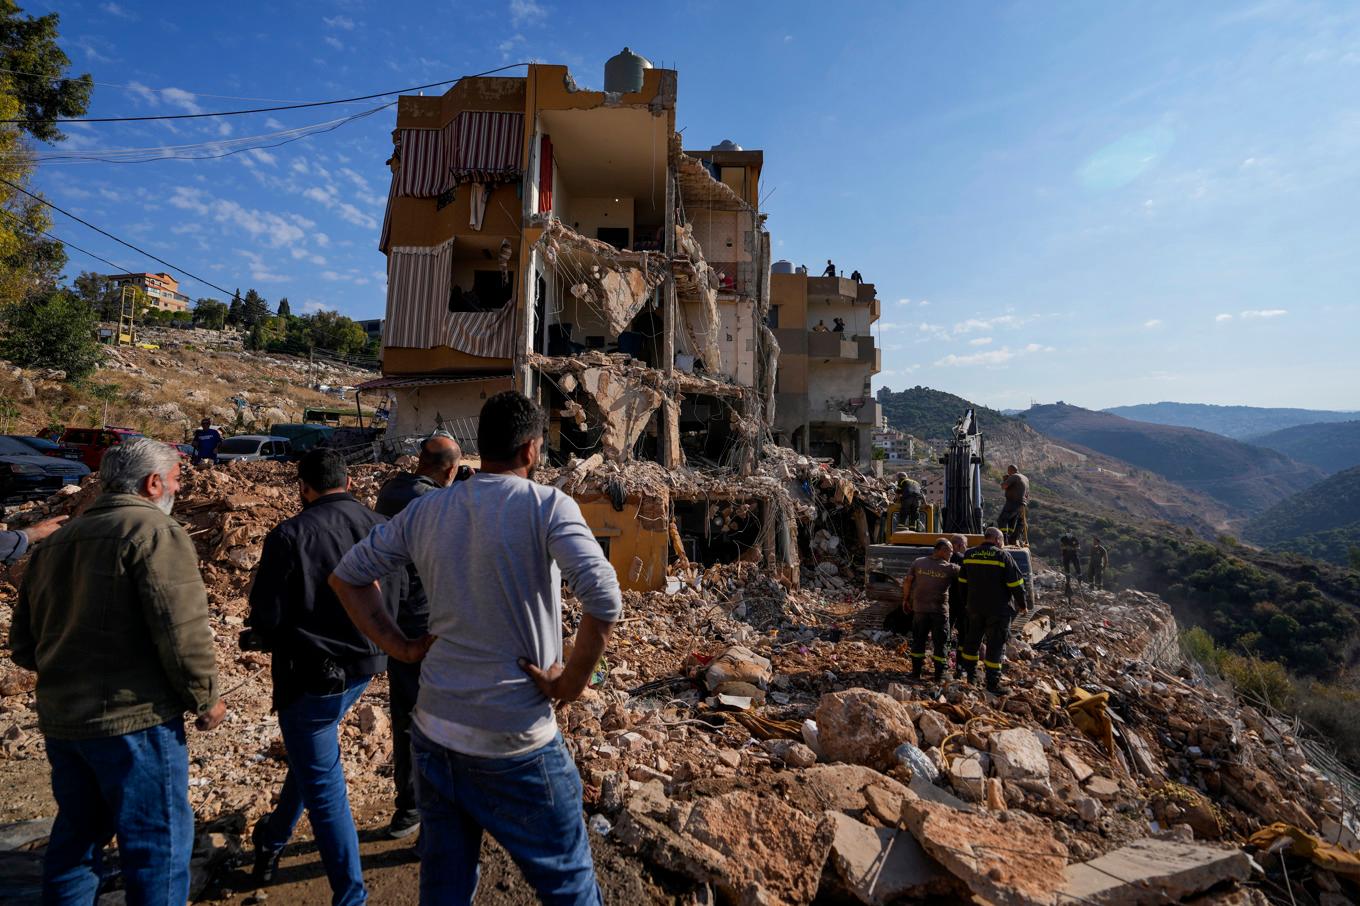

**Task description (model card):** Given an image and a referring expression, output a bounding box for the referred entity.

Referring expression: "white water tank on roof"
[772,260,796,275]
[711,139,743,151]
[604,47,652,93]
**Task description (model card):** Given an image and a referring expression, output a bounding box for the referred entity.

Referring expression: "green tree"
[307,309,367,355]
[226,289,242,326]
[276,297,291,318]
[0,288,101,377]
[239,288,270,328]
[192,298,226,329]
[0,1,91,143]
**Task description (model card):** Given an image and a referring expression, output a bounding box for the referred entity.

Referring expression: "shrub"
[0,289,102,378]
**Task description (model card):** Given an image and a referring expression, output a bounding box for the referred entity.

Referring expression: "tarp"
[452,111,524,184]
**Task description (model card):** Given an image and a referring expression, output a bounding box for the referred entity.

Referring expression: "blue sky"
[33,0,1360,410]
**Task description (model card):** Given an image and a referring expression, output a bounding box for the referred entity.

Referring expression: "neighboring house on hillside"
[103,272,192,313]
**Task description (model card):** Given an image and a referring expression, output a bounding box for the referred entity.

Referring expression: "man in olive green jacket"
[10,437,225,905]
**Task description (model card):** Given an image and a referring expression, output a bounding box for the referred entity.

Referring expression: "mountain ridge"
[1105,401,1358,439]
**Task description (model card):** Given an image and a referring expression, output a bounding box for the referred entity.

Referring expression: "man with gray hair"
[372,432,463,840]
[10,437,224,904]
[956,526,1027,694]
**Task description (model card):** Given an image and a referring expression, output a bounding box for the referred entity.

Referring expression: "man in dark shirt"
[997,465,1029,545]
[246,450,410,904]
[372,434,462,840]
[901,540,960,681]
[1087,538,1109,590]
[191,419,222,464]
[1060,533,1082,585]
[948,533,968,646]
[957,527,1027,694]
[822,259,837,277]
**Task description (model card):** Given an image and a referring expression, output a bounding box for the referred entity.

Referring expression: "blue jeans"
[43,718,193,906]
[411,726,600,906]
[257,677,369,906]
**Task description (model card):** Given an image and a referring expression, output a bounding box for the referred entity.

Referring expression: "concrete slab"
[1059,838,1252,905]
[825,811,954,904]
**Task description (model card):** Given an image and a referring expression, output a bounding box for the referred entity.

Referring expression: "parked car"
[215,435,292,463]
[8,435,84,462]
[268,423,334,455]
[60,426,145,470]
[0,436,91,503]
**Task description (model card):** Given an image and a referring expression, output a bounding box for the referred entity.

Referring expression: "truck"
[866,409,1036,608]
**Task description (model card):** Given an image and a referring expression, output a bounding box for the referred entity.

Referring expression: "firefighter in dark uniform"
[896,474,924,531]
[956,526,1028,693]
[948,533,969,646]
[1060,532,1082,585]
[1087,537,1109,590]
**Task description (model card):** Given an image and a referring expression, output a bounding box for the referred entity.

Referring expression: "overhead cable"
[3,62,532,125]
[0,66,308,104]
[0,175,235,296]
[0,205,130,273]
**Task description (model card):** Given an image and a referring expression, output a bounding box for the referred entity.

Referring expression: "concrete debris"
[702,646,772,692]
[990,728,1050,782]
[1060,838,1252,905]
[901,795,1069,906]
[814,689,918,770]
[824,811,957,904]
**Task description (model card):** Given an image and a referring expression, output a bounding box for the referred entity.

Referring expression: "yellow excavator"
[867,409,1035,606]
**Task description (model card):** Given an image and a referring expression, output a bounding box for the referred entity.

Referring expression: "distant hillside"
[1245,420,1360,475]
[1243,465,1360,566]
[876,385,1016,441]
[1020,402,1323,515]
[1106,402,1357,439]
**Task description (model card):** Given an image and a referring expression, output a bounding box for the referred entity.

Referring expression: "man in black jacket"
[245,450,411,905]
[372,433,461,840]
[956,527,1027,694]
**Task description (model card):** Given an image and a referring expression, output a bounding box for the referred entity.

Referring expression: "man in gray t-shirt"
[331,391,620,905]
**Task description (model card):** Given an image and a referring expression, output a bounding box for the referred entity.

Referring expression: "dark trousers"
[1062,551,1081,580]
[959,605,1014,681]
[389,659,421,814]
[998,502,1027,544]
[1088,563,1105,589]
[910,612,948,675]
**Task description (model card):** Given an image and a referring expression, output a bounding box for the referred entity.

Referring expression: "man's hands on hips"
[396,633,436,664]
[195,699,228,731]
[519,659,589,703]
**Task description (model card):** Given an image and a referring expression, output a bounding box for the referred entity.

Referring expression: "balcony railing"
[808,331,858,360]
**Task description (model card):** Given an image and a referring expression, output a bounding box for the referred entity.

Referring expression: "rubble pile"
[2,463,1358,903]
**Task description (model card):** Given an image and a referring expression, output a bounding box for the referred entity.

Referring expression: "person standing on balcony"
[813,320,830,332]
[832,317,846,333]
[822,259,836,277]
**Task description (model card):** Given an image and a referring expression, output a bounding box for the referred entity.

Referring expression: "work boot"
[251,821,282,885]
[910,658,924,681]
[386,808,421,840]
[985,672,1009,695]
[932,660,947,682]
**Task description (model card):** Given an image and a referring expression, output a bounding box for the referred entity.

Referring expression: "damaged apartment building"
[769,265,883,465]
[363,51,813,591]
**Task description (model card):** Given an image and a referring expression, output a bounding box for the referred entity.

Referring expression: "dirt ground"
[199,807,685,906]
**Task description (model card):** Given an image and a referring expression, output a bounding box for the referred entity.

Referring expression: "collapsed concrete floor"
[1,462,1359,904]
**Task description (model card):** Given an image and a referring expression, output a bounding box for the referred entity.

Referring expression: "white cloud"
[322,15,355,29]
[100,2,133,16]
[498,33,526,59]
[160,87,202,114]
[320,270,344,281]
[937,348,1017,367]
[1144,319,1162,328]
[302,300,332,314]
[783,34,794,43]
[953,313,1028,334]
[323,35,345,51]
[509,0,547,27]
[291,158,309,174]
[126,81,158,105]
[238,250,289,283]
[1240,308,1288,319]
[968,337,993,346]
[249,149,277,166]
[339,167,371,192]
[896,298,911,306]
[1024,343,1056,353]
[265,117,285,130]
[1215,313,1234,322]
[169,186,316,247]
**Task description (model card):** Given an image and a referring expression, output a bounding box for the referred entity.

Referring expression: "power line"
[0,66,309,104]
[0,175,235,297]
[5,62,532,125]
[0,205,131,274]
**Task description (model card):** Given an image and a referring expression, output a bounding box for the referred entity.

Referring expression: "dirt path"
[199,808,685,905]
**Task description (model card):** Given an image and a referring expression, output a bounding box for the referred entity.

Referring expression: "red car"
[60,426,146,471]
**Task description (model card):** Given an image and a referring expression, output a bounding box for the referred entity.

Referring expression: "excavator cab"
[867,409,1036,609]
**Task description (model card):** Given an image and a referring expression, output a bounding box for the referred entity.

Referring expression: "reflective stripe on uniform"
[932,655,947,663]
[957,577,968,584]
[910,651,926,658]
[963,558,1005,567]
[984,660,1002,670]
[1007,579,1024,588]
[959,652,979,662]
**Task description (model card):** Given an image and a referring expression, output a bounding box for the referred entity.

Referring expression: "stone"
[1075,795,1102,822]
[1085,776,1121,801]
[825,811,955,904]
[989,729,1049,782]
[768,739,817,769]
[1059,838,1252,905]
[702,646,772,691]
[907,773,974,813]
[354,703,389,737]
[815,688,918,770]
[985,778,1007,811]
[716,749,741,769]
[947,753,986,802]
[1060,750,1095,783]
[628,765,673,784]
[795,764,910,817]
[864,785,904,826]
[901,795,1068,906]
[917,709,951,748]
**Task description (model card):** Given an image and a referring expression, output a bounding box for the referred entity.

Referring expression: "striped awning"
[394,127,454,198]
[384,238,517,359]
[451,111,524,184]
